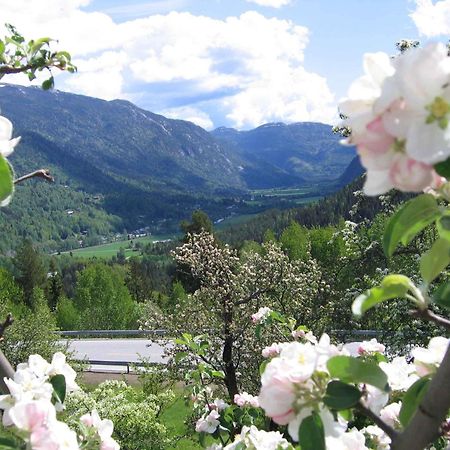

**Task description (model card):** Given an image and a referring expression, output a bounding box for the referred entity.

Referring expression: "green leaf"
[420,238,450,283]
[0,155,14,206]
[352,274,411,316]
[434,281,450,308]
[299,412,325,450]
[259,359,269,375]
[435,157,450,178]
[327,356,389,392]
[323,380,362,410]
[42,76,54,90]
[399,377,430,427]
[50,374,66,404]
[211,370,225,379]
[383,194,440,257]
[0,437,21,450]
[437,216,450,242]
[174,351,187,363]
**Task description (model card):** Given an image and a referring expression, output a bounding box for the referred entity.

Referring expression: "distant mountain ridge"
[0,84,358,251]
[212,122,356,188]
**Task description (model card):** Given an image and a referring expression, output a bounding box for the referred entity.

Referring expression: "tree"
[125,257,154,303]
[156,232,322,399]
[180,210,213,239]
[45,258,63,311]
[74,263,137,330]
[13,239,47,308]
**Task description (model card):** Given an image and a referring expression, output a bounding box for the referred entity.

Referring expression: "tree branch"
[356,402,399,442]
[393,343,450,449]
[14,169,54,185]
[410,308,450,331]
[0,64,34,75]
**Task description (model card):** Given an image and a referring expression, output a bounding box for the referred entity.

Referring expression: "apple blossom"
[80,409,120,450]
[357,338,386,356]
[234,392,259,408]
[287,406,347,442]
[195,409,221,434]
[325,428,369,450]
[251,307,272,324]
[339,43,450,195]
[379,402,401,429]
[378,357,418,391]
[261,343,282,358]
[411,336,450,376]
[224,425,294,450]
[0,114,20,158]
[362,425,391,450]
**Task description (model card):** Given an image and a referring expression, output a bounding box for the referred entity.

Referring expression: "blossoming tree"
[170,42,450,450]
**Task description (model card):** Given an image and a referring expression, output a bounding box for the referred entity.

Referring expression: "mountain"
[211,122,356,188]
[337,156,364,186]
[0,84,357,252]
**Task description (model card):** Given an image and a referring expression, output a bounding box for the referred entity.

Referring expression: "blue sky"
[1,0,448,129]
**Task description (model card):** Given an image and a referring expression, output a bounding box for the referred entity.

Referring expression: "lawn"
[60,234,176,259]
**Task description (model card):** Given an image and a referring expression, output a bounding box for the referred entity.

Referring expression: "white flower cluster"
[0,114,21,205]
[339,43,450,195]
[251,307,272,324]
[223,425,294,450]
[233,392,259,408]
[256,333,450,449]
[0,352,119,450]
[195,398,229,434]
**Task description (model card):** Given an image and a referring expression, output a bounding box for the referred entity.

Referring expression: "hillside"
[212,122,355,188]
[0,84,358,253]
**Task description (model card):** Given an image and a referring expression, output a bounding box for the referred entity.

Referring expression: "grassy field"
[61,234,176,259]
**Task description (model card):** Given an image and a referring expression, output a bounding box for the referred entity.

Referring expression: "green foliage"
[399,377,431,427]
[327,356,389,392]
[352,275,412,317]
[13,239,46,308]
[0,156,13,206]
[181,210,213,238]
[383,194,440,257]
[65,380,174,450]
[74,263,137,329]
[0,289,64,367]
[55,296,79,330]
[299,413,325,450]
[0,23,76,88]
[420,238,450,283]
[323,381,362,410]
[280,221,309,261]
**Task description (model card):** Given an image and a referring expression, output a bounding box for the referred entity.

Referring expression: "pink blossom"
[251,307,271,324]
[234,392,259,408]
[262,343,281,358]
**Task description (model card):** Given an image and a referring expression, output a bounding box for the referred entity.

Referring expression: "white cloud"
[161,106,214,129]
[246,0,292,8]
[0,1,336,128]
[410,0,450,36]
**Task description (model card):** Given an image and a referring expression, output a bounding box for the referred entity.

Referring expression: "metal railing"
[73,359,153,374]
[57,329,169,338]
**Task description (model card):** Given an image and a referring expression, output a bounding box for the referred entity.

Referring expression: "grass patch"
[60,234,176,259]
[162,396,202,450]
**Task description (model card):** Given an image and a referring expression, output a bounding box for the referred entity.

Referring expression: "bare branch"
[0,313,13,341]
[0,64,34,75]
[411,308,450,331]
[356,402,399,442]
[393,344,450,449]
[14,169,54,185]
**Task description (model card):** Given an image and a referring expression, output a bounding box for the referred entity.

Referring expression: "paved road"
[63,338,171,372]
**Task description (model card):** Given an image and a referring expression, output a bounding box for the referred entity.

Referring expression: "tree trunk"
[222,310,238,400]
